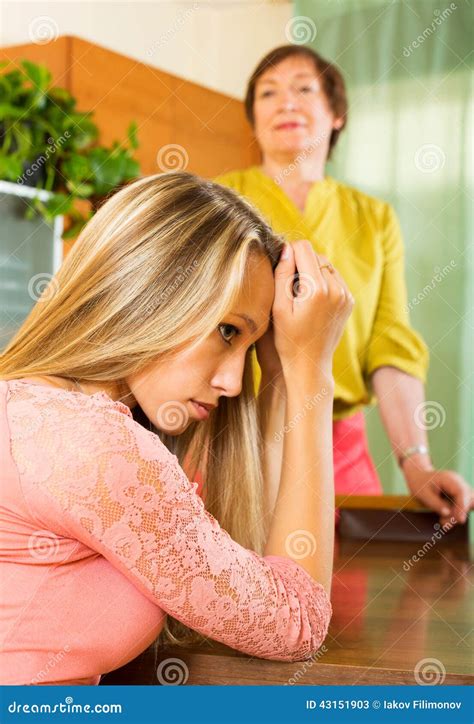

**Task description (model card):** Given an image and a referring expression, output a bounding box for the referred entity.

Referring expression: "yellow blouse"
[215,166,429,420]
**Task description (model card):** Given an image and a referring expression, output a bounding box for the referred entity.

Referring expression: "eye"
[259,89,275,98]
[218,323,241,346]
[298,85,314,93]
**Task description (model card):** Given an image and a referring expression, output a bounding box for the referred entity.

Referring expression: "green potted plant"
[0,59,140,238]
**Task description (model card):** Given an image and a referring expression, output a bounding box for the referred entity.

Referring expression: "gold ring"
[320,264,334,273]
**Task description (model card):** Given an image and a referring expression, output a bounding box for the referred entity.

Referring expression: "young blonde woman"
[0,172,353,685]
[216,44,473,527]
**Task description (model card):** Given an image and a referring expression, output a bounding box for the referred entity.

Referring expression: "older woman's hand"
[403,462,473,526]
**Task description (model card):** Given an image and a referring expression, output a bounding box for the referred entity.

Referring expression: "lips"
[275,122,304,130]
[190,400,215,421]
[193,400,216,412]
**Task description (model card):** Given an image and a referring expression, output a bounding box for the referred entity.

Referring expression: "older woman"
[216,44,472,527]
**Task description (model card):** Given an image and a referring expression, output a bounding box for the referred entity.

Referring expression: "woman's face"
[125,253,274,435]
[252,55,343,158]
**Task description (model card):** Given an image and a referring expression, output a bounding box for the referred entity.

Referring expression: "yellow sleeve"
[251,349,262,396]
[364,203,429,384]
[214,171,241,192]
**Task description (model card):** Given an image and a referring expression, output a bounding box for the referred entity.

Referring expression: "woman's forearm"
[372,365,472,523]
[371,366,433,470]
[258,373,286,534]
[263,363,335,595]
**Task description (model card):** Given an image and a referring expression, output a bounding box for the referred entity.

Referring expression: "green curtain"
[293,0,472,491]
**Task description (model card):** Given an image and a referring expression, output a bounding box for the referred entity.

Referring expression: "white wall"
[0,0,293,99]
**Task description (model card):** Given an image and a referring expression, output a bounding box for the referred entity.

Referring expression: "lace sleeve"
[8,383,332,662]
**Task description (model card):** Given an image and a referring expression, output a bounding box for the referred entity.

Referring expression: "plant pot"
[0,180,63,350]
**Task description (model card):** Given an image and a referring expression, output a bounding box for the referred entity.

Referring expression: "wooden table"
[100,504,473,686]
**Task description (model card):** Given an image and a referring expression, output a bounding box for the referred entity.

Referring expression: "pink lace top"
[0,379,332,685]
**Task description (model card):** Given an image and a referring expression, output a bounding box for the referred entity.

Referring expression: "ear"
[333,117,344,131]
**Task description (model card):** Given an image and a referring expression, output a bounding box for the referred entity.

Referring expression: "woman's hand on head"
[272,240,354,374]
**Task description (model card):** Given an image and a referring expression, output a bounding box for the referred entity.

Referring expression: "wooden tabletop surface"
[101,515,473,686]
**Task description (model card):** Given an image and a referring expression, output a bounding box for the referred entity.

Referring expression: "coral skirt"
[333,411,382,496]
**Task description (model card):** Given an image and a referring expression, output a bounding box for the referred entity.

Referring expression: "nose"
[211,354,245,399]
[278,87,298,112]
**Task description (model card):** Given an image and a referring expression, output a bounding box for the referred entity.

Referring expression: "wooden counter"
[100,507,473,686]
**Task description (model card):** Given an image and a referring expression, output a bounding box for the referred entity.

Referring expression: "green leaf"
[88,148,125,195]
[0,153,23,180]
[122,155,140,180]
[68,113,99,150]
[0,103,25,119]
[65,181,94,197]
[61,153,91,182]
[21,60,51,92]
[63,218,87,239]
[11,126,34,156]
[24,205,37,221]
[43,192,74,218]
[48,86,75,106]
[0,69,24,98]
[127,121,139,150]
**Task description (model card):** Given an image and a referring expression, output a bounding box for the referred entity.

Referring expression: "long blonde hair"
[0,171,284,650]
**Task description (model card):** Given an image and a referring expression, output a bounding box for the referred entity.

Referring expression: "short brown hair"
[244,45,348,159]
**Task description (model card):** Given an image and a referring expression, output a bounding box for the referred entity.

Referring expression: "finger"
[318,258,352,301]
[319,266,351,318]
[293,241,327,296]
[440,479,470,524]
[328,265,354,304]
[413,484,454,519]
[439,515,456,531]
[315,254,350,302]
[316,253,334,285]
[323,266,347,306]
[273,242,296,311]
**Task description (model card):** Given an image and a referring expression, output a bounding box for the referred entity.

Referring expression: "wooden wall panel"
[69,36,177,177]
[68,37,259,178]
[171,77,260,173]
